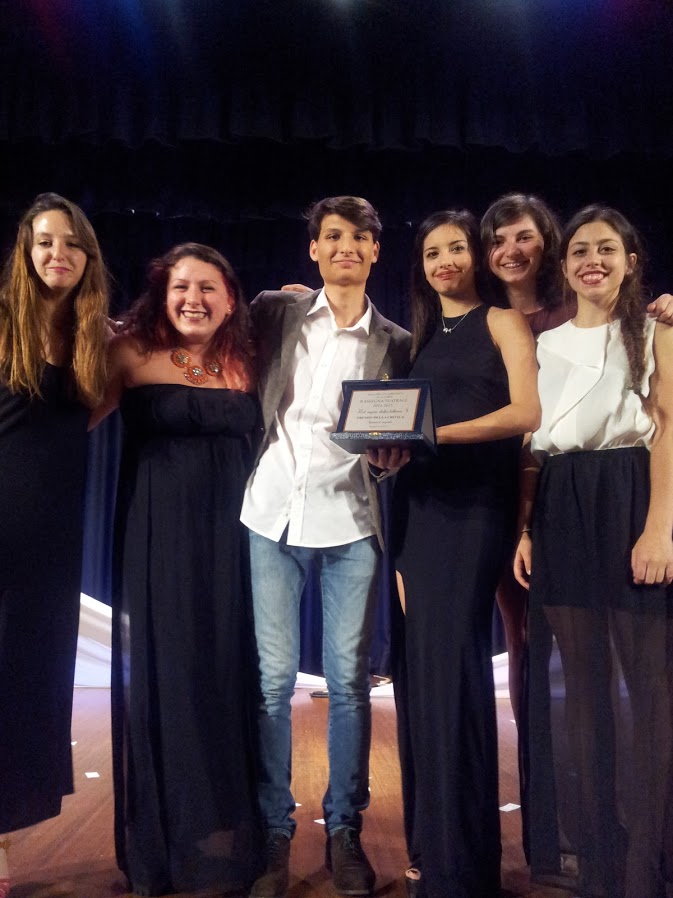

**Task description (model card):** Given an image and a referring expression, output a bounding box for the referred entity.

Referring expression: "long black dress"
[393,306,519,898]
[0,365,89,832]
[112,384,262,896]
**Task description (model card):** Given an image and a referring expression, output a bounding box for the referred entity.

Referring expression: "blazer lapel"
[262,294,392,430]
[363,305,393,380]
[261,292,317,432]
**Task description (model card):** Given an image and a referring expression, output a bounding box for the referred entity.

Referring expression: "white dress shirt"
[241,289,376,547]
[531,317,656,459]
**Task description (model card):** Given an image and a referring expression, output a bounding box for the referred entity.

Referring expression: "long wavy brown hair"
[120,243,255,391]
[560,205,647,390]
[0,193,109,406]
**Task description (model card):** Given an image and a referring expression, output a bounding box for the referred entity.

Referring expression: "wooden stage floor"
[7,687,570,898]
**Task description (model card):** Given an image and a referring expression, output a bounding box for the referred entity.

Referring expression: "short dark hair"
[410,209,484,360]
[481,192,562,308]
[305,196,382,241]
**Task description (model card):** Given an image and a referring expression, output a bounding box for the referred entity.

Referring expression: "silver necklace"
[441,304,478,334]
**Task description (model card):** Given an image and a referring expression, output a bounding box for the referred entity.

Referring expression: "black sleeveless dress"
[0,365,89,832]
[392,305,519,898]
[111,384,262,896]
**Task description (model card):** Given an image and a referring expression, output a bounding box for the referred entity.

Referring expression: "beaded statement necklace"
[170,348,222,385]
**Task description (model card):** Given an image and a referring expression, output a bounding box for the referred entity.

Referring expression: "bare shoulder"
[654,320,673,369]
[486,306,532,343]
[89,333,147,429]
[109,332,143,360]
[486,305,528,326]
[107,333,150,380]
[655,318,673,346]
[648,323,673,428]
[645,322,673,410]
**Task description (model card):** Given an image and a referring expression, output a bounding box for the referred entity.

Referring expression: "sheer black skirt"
[527,448,673,898]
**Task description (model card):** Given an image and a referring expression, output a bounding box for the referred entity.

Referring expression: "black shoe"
[325,827,376,896]
[249,831,291,898]
[404,869,426,898]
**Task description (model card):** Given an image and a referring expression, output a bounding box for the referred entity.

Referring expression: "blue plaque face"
[330,378,436,455]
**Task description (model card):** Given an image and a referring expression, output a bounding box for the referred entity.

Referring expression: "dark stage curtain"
[4,0,673,672]
[81,413,122,606]
[3,0,673,157]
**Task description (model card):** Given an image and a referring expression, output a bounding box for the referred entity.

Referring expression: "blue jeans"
[248,529,380,837]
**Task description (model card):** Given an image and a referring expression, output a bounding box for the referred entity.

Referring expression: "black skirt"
[526,447,673,898]
[531,447,671,615]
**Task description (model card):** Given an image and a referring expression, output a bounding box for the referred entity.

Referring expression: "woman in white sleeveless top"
[514,205,673,898]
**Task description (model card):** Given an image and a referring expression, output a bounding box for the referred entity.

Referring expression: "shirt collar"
[308,288,372,335]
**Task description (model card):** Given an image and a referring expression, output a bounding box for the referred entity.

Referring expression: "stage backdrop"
[2,0,673,671]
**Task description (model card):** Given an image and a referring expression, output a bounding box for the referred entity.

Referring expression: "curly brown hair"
[0,193,109,406]
[120,243,255,391]
[560,205,647,391]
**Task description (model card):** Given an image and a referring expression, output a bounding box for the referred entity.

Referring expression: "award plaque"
[330,378,436,454]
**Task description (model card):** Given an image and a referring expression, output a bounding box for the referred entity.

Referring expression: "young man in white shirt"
[241,196,410,898]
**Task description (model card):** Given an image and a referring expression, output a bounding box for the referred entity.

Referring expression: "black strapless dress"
[111,384,262,896]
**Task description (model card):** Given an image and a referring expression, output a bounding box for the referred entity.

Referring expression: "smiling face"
[30,209,88,300]
[165,256,233,348]
[309,213,379,288]
[422,223,476,300]
[563,220,636,309]
[488,214,544,289]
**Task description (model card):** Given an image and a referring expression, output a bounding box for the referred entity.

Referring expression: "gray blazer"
[250,289,411,548]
